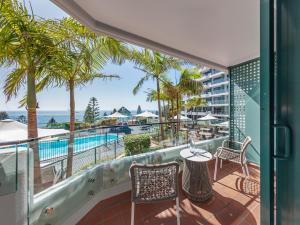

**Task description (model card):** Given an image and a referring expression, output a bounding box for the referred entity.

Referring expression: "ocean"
[7,111,85,127]
[6,110,152,128]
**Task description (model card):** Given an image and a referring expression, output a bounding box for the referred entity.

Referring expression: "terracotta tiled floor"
[78,161,260,225]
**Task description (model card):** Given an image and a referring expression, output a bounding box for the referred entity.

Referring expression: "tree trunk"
[27,70,41,192]
[171,99,175,140]
[156,78,164,140]
[167,100,170,122]
[66,79,75,178]
[193,107,196,127]
[162,100,166,119]
[176,93,181,133]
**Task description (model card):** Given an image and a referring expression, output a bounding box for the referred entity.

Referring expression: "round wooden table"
[180,148,213,202]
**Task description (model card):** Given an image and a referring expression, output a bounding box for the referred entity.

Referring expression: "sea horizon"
[4,109,157,128]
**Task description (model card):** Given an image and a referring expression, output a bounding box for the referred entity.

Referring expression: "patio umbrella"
[134,111,158,118]
[173,115,192,121]
[105,112,128,118]
[197,114,218,121]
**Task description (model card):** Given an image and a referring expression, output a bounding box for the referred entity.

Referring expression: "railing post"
[186,130,189,148]
[114,141,117,159]
[94,147,97,164]
[157,125,160,142]
[99,147,101,162]
[105,132,108,147]
[60,159,64,179]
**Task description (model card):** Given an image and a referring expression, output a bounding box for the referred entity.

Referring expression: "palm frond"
[18,95,27,107]
[3,67,26,101]
[133,75,150,95]
[185,96,206,110]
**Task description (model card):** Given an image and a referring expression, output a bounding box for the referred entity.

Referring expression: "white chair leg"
[131,202,135,225]
[176,197,180,225]
[245,163,250,177]
[242,165,246,176]
[220,159,223,169]
[214,157,218,181]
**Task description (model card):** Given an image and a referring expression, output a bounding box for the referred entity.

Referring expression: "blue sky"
[0,0,180,111]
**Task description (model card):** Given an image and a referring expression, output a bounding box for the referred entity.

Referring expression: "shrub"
[124,134,151,156]
[100,118,117,126]
[63,122,90,130]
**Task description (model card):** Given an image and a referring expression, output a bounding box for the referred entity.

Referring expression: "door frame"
[260,0,275,224]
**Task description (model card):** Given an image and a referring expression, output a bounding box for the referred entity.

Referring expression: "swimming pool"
[38,134,119,160]
[0,134,119,161]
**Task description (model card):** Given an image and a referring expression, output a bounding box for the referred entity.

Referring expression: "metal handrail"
[39,137,120,163]
[40,138,122,168]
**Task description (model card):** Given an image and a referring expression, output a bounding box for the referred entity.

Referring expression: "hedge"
[124,133,151,156]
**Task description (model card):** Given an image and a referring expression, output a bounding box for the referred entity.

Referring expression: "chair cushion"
[130,163,179,203]
[136,170,176,202]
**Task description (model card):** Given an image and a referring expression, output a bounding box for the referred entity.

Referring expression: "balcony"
[209,72,226,79]
[0,124,260,225]
[211,90,229,97]
[199,71,226,82]
[203,80,230,90]
[210,80,229,88]
[211,100,229,106]
[78,161,260,225]
[21,135,259,225]
[201,89,229,99]
[203,83,212,89]
[201,92,212,98]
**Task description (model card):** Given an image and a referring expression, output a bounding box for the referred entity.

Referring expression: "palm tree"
[145,75,174,122]
[38,18,129,177]
[163,68,204,132]
[146,87,177,139]
[185,96,206,121]
[131,49,180,140]
[0,0,58,188]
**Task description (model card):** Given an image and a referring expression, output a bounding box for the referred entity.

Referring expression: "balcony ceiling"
[51,0,259,71]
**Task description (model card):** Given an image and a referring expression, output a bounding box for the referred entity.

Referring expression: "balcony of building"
[198,71,226,82]
[78,161,260,225]
[211,100,229,107]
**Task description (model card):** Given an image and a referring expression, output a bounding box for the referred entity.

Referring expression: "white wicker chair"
[214,137,252,181]
[129,162,180,225]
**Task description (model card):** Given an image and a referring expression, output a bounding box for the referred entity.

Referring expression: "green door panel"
[276,0,300,224]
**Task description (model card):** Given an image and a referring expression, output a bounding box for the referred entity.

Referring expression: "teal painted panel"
[229,59,260,165]
[275,0,300,224]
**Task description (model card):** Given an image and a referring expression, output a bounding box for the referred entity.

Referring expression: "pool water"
[1,134,119,161]
[39,134,119,160]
